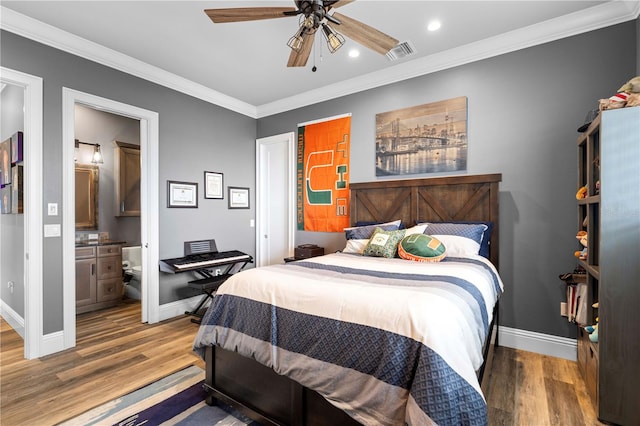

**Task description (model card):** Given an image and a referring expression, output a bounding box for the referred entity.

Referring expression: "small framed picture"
[228,186,250,209]
[204,171,223,199]
[167,180,198,208]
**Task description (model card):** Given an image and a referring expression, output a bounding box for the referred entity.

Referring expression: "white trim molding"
[0,301,25,339]
[499,326,577,361]
[158,296,204,323]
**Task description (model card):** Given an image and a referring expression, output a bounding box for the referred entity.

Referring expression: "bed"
[193,173,503,425]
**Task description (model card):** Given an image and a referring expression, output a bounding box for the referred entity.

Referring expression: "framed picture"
[11,131,23,164]
[204,171,223,199]
[1,184,11,214]
[0,139,10,186]
[167,180,198,208]
[228,186,250,209]
[11,165,23,214]
[375,96,468,176]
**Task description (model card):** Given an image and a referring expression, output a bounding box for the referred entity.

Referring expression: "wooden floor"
[1,302,603,425]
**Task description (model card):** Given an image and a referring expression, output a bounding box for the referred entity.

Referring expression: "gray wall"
[257,22,637,339]
[74,104,141,245]
[1,30,257,333]
[0,83,25,317]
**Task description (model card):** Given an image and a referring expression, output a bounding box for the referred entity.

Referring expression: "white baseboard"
[0,300,25,339]
[158,295,204,322]
[499,326,577,361]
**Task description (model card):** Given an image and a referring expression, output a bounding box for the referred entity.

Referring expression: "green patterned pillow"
[398,234,447,262]
[363,228,406,258]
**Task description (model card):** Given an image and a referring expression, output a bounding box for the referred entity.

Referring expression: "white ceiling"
[1,1,638,117]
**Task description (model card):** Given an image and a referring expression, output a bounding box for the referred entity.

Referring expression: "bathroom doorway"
[74,105,143,312]
[61,88,160,351]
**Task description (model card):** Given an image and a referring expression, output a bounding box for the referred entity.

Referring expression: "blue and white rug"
[60,365,259,426]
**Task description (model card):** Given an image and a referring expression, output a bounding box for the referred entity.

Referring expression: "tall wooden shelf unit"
[576,106,640,425]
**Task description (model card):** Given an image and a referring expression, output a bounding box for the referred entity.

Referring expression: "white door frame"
[61,88,160,350]
[0,67,44,359]
[255,132,296,267]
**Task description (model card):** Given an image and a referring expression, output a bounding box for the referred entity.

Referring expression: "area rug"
[60,365,259,425]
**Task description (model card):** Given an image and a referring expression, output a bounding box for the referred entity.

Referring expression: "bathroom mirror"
[75,164,99,230]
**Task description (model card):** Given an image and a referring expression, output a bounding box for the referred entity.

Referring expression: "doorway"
[74,104,143,313]
[256,133,296,267]
[61,88,160,351]
[0,67,43,359]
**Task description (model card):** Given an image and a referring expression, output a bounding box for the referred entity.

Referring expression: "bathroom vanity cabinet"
[75,243,123,314]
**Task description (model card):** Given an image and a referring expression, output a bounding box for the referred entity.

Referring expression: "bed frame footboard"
[204,345,360,426]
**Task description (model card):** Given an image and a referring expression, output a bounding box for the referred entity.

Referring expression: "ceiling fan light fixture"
[322,23,345,53]
[287,27,306,52]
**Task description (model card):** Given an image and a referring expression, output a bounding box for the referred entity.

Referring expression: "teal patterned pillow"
[363,228,406,258]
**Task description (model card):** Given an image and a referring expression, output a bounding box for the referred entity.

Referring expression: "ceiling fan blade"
[287,32,315,67]
[331,0,357,9]
[204,7,297,23]
[328,11,398,55]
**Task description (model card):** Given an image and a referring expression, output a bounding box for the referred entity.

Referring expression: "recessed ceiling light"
[348,49,360,58]
[427,20,441,32]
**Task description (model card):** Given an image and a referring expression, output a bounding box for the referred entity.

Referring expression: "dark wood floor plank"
[545,377,586,425]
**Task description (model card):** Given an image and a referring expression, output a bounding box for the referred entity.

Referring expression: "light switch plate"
[44,224,61,238]
[47,203,58,216]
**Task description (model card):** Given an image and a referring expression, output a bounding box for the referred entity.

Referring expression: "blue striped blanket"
[193,253,503,425]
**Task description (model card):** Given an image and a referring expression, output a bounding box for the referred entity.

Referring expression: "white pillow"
[343,239,369,254]
[404,224,428,236]
[430,234,481,257]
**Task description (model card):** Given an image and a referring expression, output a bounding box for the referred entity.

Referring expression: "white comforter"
[193,252,503,425]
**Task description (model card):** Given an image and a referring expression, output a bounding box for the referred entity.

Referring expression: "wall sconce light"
[75,139,104,164]
[322,23,345,53]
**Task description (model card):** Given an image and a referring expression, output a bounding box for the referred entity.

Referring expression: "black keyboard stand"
[184,257,252,324]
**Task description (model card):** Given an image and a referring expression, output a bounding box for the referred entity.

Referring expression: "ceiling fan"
[204,0,399,67]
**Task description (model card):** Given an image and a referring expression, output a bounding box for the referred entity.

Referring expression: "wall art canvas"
[297,114,351,232]
[375,96,468,176]
[11,165,23,214]
[11,131,23,164]
[1,185,11,214]
[0,139,10,186]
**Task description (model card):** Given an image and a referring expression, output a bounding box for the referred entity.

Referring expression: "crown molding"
[2,2,638,120]
[0,6,257,118]
[256,0,640,118]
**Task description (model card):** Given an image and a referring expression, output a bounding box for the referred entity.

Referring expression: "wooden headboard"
[349,173,502,268]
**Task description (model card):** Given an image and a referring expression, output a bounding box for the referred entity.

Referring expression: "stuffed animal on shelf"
[576,185,588,199]
[585,302,599,343]
[599,76,640,110]
[618,75,640,93]
[575,230,587,260]
[585,324,598,343]
[600,92,629,110]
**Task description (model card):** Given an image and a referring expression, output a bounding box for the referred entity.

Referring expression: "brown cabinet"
[114,141,140,217]
[576,107,640,424]
[76,244,122,313]
[75,246,97,308]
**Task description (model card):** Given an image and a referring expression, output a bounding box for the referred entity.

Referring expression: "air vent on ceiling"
[386,40,416,61]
